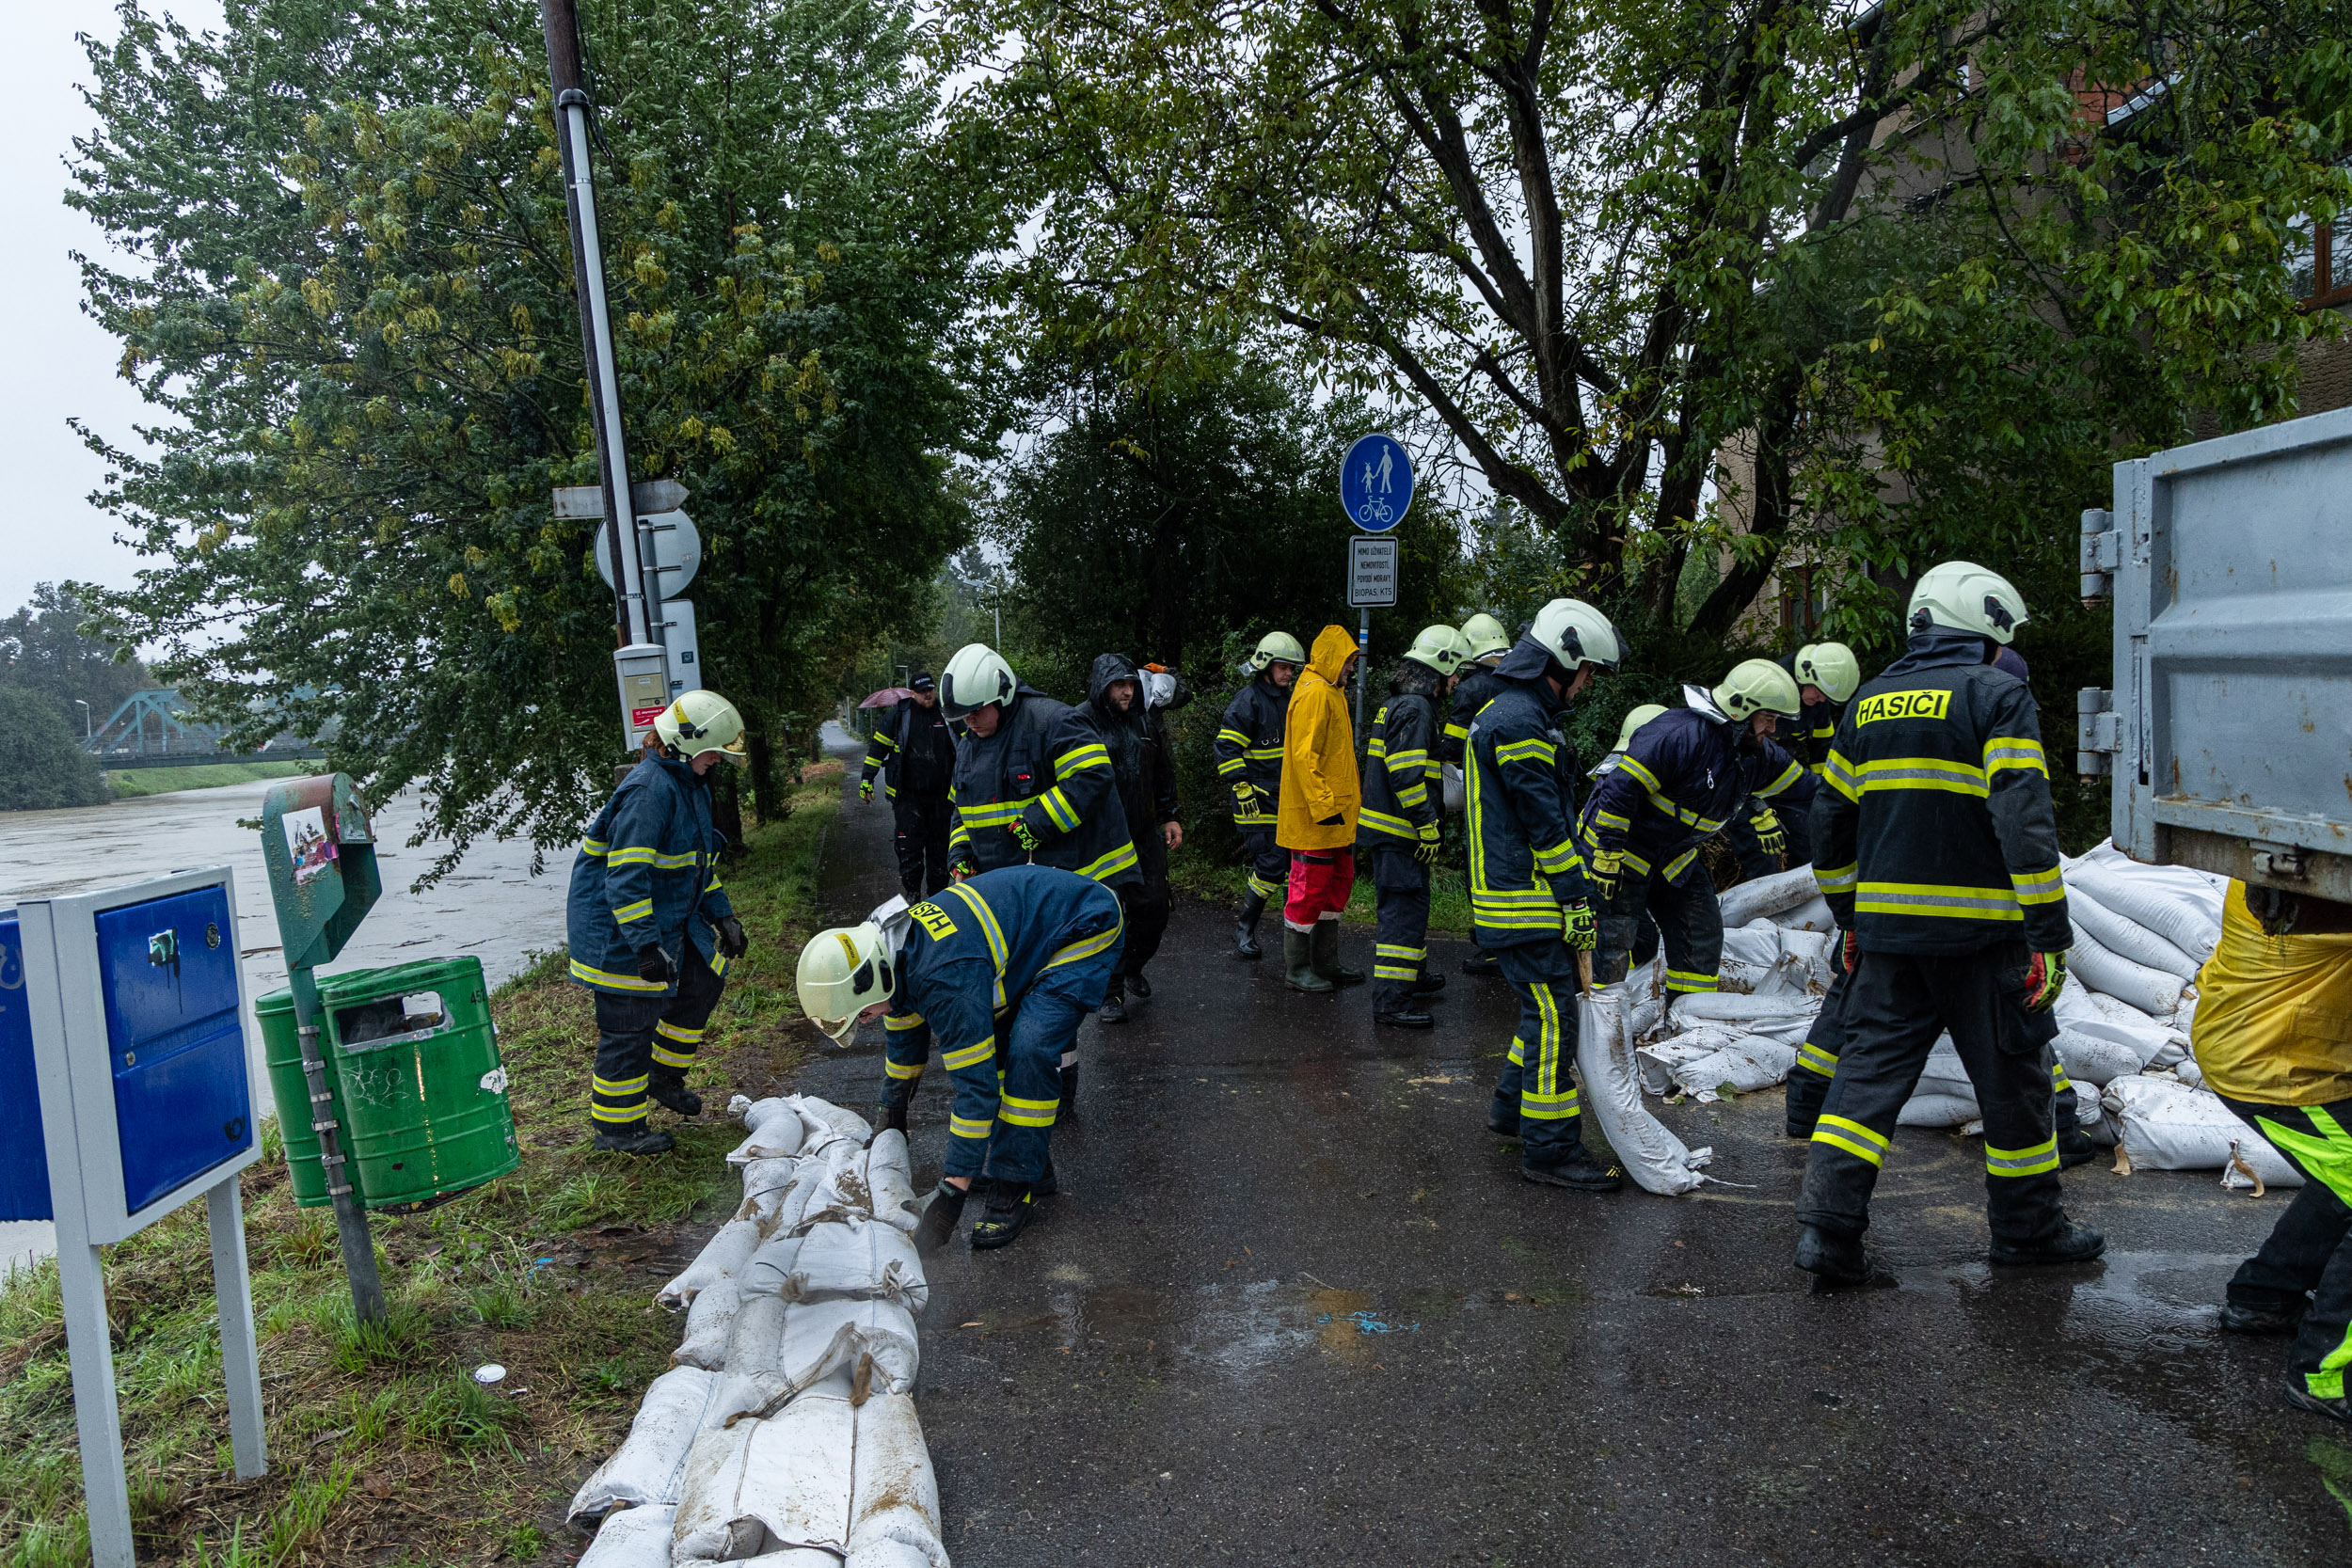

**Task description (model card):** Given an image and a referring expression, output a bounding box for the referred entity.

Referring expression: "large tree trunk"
[1689,370,1803,640]
[741,698,783,831]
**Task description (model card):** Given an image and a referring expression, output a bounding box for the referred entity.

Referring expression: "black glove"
[636,945,675,986]
[1317,814,1344,827]
[714,915,748,960]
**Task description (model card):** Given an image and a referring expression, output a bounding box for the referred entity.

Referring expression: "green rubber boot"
[1312,918,1365,986]
[1283,928,1333,993]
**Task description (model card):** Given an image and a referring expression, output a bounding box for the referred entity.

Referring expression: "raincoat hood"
[1087,652,1143,718]
[1307,625,1358,686]
[1493,634,1556,684]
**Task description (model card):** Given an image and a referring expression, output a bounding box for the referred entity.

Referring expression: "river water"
[0,777,572,1273]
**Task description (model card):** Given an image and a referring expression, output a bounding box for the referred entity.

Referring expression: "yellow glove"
[1561,900,1597,950]
[1415,820,1441,865]
[1751,806,1785,857]
[1588,848,1625,902]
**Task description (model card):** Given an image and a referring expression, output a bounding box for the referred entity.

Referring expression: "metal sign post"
[1341,434,1413,736]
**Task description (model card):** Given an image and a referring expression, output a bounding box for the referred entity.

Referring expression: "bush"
[0,687,109,810]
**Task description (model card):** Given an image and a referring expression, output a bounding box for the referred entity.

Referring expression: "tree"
[70,0,984,875]
[936,0,2351,645]
[0,688,111,811]
[0,583,151,737]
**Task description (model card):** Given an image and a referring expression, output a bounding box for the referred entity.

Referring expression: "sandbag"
[847,1544,940,1568]
[743,1551,850,1568]
[864,1131,922,1235]
[576,1504,677,1568]
[1634,1025,1751,1094]
[1898,1093,1980,1128]
[671,1390,856,1561]
[672,1277,745,1371]
[1718,867,1822,927]
[2066,925,2186,1016]
[729,1116,807,1166]
[2066,883,2202,981]
[748,1218,928,1311]
[743,1160,825,1238]
[1577,982,1709,1196]
[2051,1027,2143,1088]
[793,1138,879,1232]
[846,1393,949,1568]
[1635,1027,1795,1101]
[1778,927,1836,991]
[1772,893,1836,933]
[2069,850,2224,960]
[1915,1038,1974,1101]
[2052,977,2173,1067]
[727,1298,923,1421]
[789,1094,873,1150]
[1623,957,1669,1042]
[569,1369,719,1523]
[1663,990,1819,1045]
[659,1217,765,1310]
[2102,1077,2302,1186]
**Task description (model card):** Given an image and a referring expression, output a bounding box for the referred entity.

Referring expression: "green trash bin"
[258,956,518,1212]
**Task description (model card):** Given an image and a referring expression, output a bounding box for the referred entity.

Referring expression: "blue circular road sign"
[1340,434,1414,531]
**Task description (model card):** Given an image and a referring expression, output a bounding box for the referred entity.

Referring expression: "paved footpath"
[799,752,2352,1565]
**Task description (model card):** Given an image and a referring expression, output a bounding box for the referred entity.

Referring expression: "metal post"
[75,698,90,742]
[208,1180,269,1478]
[291,968,384,1323]
[54,1212,135,1568]
[1355,609,1371,737]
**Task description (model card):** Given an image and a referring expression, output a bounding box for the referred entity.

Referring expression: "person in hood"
[859,671,958,899]
[936,641,1137,891]
[1276,625,1365,992]
[1075,653,1183,1023]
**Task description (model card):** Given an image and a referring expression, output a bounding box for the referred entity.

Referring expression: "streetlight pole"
[74,699,90,743]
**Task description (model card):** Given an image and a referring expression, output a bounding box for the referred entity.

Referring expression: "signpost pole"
[1356,609,1371,737]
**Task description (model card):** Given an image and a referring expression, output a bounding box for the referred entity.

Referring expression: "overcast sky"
[0,2,224,616]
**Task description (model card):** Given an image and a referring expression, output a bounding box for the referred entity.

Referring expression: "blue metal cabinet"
[91,886,252,1212]
[0,912,54,1221]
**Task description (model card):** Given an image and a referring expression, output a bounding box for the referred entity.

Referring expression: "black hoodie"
[1076,653,1180,887]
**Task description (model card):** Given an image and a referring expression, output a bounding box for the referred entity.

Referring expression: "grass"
[0,776,842,1566]
[105,762,319,799]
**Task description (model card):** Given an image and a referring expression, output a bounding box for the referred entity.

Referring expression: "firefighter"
[796,864,1123,1253]
[1278,626,1366,992]
[1472,600,1625,1191]
[1441,612,1515,979]
[859,672,958,899]
[1795,561,2104,1284]
[1722,642,1863,877]
[1074,653,1182,1022]
[1215,631,1305,960]
[1359,626,1469,1028]
[566,690,751,1155]
[1581,660,1817,1006]
[1590,704,1670,974]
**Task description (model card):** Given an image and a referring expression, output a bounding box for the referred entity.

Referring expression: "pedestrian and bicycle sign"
[1340,434,1414,531]
[1348,537,1398,608]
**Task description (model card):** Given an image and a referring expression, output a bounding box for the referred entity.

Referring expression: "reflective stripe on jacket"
[1808,629,2071,956]
[565,754,736,995]
[1466,639,1589,948]
[861,697,956,799]
[948,686,1139,887]
[1359,689,1438,849]
[1213,677,1288,826]
[1438,663,1508,765]
[1583,705,1814,885]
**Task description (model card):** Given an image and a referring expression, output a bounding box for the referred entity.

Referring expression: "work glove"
[636,945,675,987]
[1587,847,1625,903]
[1231,780,1260,816]
[1009,818,1041,854]
[1560,900,1597,951]
[1415,820,1442,865]
[2024,949,2067,1011]
[1751,807,1786,858]
[948,857,975,884]
[714,914,748,960]
[859,779,874,803]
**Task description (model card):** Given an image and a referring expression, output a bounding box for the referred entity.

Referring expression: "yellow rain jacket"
[2191,881,2352,1106]
[1278,625,1361,851]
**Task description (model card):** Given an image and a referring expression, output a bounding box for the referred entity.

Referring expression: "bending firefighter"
[1358,626,1469,1027]
[1796,561,2103,1283]
[796,865,1122,1253]
[1472,600,1624,1192]
[1215,631,1304,959]
[1721,641,1862,878]
[566,691,751,1155]
[860,672,958,900]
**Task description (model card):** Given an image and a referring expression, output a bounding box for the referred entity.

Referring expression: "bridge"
[81,689,327,770]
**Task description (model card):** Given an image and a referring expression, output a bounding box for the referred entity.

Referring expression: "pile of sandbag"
[569,1095,950,1567]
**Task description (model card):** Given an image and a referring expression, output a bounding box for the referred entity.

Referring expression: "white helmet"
[1792,642,1863,704]
[1713,658,1803,719]
[1405,625,1469,676]
[1528,598,1623,673]
[1613,704,1670,752]
[1908,561,2027,646]
[795,923,897,1043]
[1458,613,1510,662]
[1247,630,1308,673]
[655,689,750,768]
[940,642,1017,719]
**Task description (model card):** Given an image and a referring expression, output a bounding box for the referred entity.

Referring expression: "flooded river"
[0,776,571,1272]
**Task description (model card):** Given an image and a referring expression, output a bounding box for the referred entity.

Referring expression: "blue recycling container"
[0,911,55,1221]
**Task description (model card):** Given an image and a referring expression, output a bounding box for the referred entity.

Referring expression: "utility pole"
[541,0,669,752]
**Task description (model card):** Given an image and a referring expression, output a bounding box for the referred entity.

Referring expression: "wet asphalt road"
[801,752,2352,1564]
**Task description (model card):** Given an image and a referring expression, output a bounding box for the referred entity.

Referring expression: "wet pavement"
[794,746,2352,1562]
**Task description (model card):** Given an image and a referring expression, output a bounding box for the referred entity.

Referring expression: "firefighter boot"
[1989,1217,2106,1268]
[1487,1096,1520,1138]
[1521,1145,1622,1193]
[1284,929,1333,994]
[2057,1120,2099,1170]
[970,1179,1038,1250]
[648,1072,702,1118]
[1099,979,1128,1025]
[1412,969,1446,996]
[914,1180,969,1256]
[872,1092,910,1136]
[593,1119,675,1157]
[1794,1225,1872,1285]
[1311,920,1365,986]
[1462,950,1502,979]
[1234,892,1267,961]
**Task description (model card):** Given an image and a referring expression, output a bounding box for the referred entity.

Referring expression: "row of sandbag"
[570,1095,949,1567]
[1626,867,1840,1104]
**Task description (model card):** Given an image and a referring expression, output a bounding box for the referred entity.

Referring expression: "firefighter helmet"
[1792,641,1863,704]
[941,643,1018,719]
[1247,630,1308,673]
[1713,658,1804,719]
[795,922,898,1043]
[1405,625,1469,675]
[1908,561,2027,646]
[654,689,750,768]
[1529,599,1623,673]
[1458,612,1510,662]
[1613,704,1670,752]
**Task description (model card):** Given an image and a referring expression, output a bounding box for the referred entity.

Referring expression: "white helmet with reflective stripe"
[1458,613,1510,662]
[1529,598,1623,673]
[1793,642,1863,704]
[941,642,1017,719]
[1247,630,1307,673]
[1908,561,2027,646]
[1405,624,1468,675]
[1613,704,1670,752]
[655,689,750,768]
[795,922,897,1043]
[1712,657,1803,719]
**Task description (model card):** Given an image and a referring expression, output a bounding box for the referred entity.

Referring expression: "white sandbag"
[2072,847,2226,948]
[726,1298,923,1420]
[722,1291,790,1373]
[1915,1038,1973,1101]
[1576,983,1709,1196]
[2066,882,2202,981]
[1624,957,1669,1041]
[1721,923,1785,970]
[1899,1092,1980,1128]
[568,1368,719,1523]
[796,1138,884,1232]
[2102,1077,2302,1185]
[1665,1037,1798,1102]
[864,1131,922,1234]
[2051,1027,2142,1088]
[846,1393,948,1568]
[1778,927,1836,991]
[789,1094,873,1149]
[744,1551,851,1568]
[576,1504,678,1568]
[1772,893,1836,933]
[2172,1053,2204,1089]
[1717,867,1822,927]
[1663,990,1820,1045]
[2066,926,2186,1016]
[672,1277,745,1371]
[750,1218,928,1311]
[671,1389,856,1561]
[2052,977,2172,1066]
[729,1116,806,1165]
[1633,1025,1751,1094]
[847,1544,939,1568]
[659,1217,765,1310]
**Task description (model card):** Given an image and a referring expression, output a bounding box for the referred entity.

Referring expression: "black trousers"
[1797,942,2065,1246]
[1369,847,1431,1013]
[892,789,953,899]
[2217,1093,2352,1401]
[1487,939,1590,1166]
[1238,824,1288,904]
[1593,856,1723,996]
[592,942,726,1127]
[1114,878,1172,986]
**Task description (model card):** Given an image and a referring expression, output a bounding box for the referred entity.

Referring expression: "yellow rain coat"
[2192,881,2352,1106]
[1278,625,1361,851]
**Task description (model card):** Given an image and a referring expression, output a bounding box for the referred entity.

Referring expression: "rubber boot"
[872,1095,910,1135]
[1233,892,1267,961]
[1462,950,1502,978]
[649,1073,702,1118]
[1375,1002,1434,1030]
[1521,1146,1622,1193]
[2219,1302,2304,1335]
[1312,920,1365,986]
[971,1180,1037,1250]
[1989,1217,2106,1268]
[1411,970,1446,996]
[593,1119,675,1157]
[914,1180,969,1256]
[1794,1224,1871,1284]
[1128,972,1152,999]
[1283,929,1333,993]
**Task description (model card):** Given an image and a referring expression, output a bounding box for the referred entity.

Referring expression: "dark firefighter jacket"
[1810,627,2072,957]
[1075,653,1181,893]
[1582,703,1815,885]
[1359,665,1442,851]
[949,685,1139,888]
[860,696,957,800]
[1213,675,1289,828]
[1776,650,1845,776]
[1438,661,1510,766]
[566,754,737,996]
[1465,637,1592,949]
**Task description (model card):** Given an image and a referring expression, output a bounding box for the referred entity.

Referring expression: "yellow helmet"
[1247,630,1308,673]
[1613,704,1670,752]
[1793,642,1863,704]
[1405,625,1469,675]
[794,923,898,1042]
[1458,613,1510,662]
[654,689,749,768]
